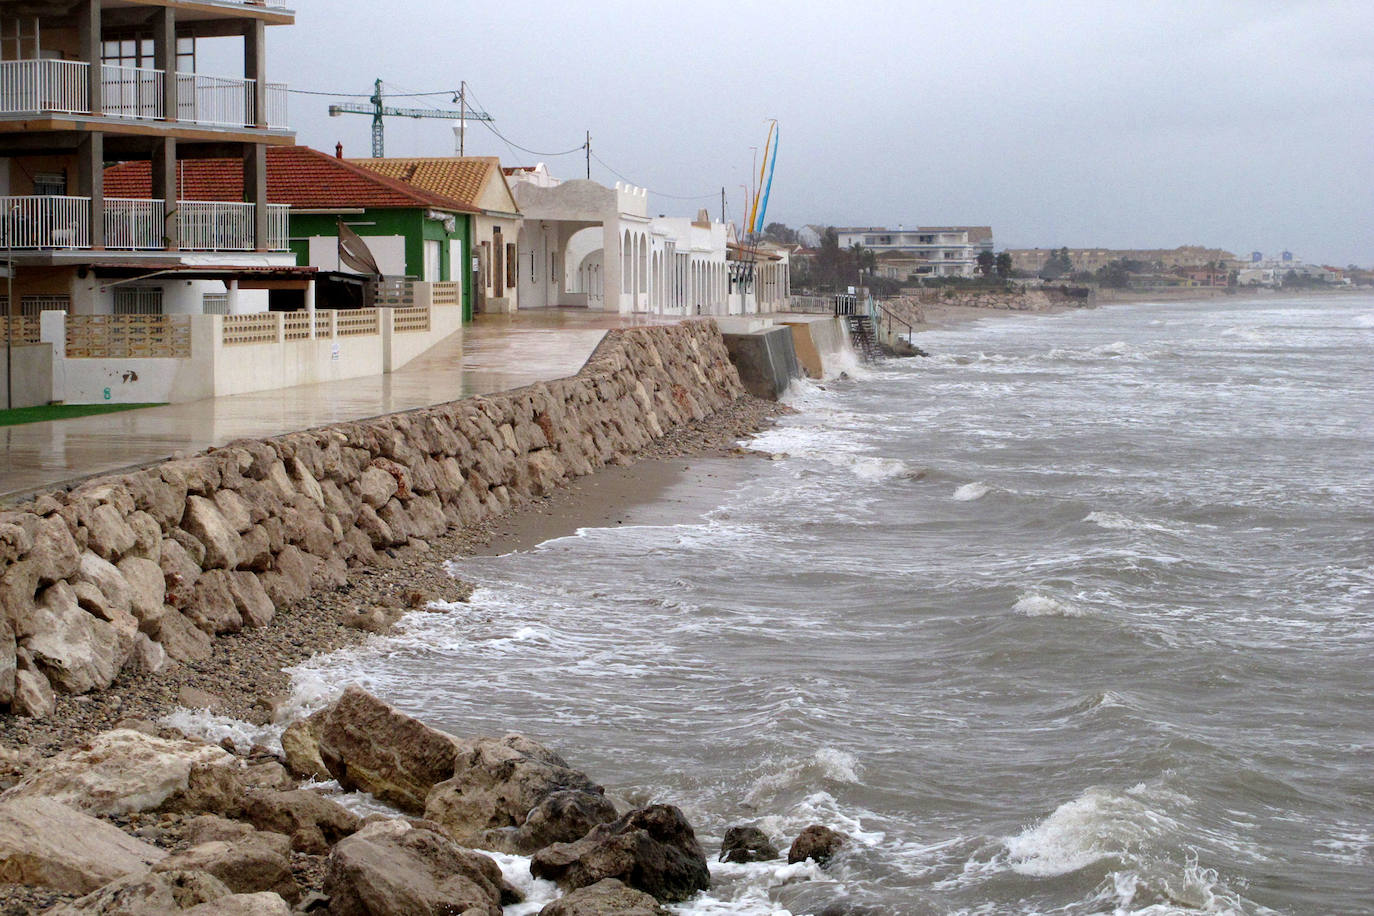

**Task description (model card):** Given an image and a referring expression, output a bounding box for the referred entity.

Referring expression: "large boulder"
[181,893,291,915]
[54,868,232,914]
[786,825,848,866]
[181,496,242,571]
[538,879,669,916]
[22,581,126,694]
[117,556,168,631]
[323,820,513,916]
[718,825,778,864]
[529,805,710,903]
[478,789,618,856]
[279,712,329,781]
[241,789,359,855]
[316,687,462,813]
[0,797,167,894]
[153,833,299,903]
[1,729,234,815]
[423,734,609,850]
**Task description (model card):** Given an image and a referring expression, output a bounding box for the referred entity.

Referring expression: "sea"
[188,293,1374,914]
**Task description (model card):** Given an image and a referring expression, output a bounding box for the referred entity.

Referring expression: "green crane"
[328,79,491,158]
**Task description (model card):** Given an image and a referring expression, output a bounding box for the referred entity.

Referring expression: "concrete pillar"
[305,279,316,339]
[243,19,267,128]
[152,6,176,121]
[151,136,178,250]
[78,0,103,116]
[76,132,104,250]
[226,279,242,314]
[243,144,268,251]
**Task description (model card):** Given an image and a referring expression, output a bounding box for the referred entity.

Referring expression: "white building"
[512,176,786,316]
[835,226,992,278]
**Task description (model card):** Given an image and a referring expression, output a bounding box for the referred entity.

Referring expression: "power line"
[589,151,717,201]
[460,85,586,158]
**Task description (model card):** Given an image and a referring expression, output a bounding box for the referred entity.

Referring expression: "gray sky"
[261,0,1374,266]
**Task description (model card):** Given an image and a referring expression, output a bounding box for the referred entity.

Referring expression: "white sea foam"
[1003,785,1179,878]
[161,707,283,754]
[951,482,990,501]
[1013,594,1087,618]
[1085,510,1183,536]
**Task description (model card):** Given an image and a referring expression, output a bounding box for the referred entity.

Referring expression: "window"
[113,287,163,315]
[101,34,194,71]
[32,172,66,196]
[202,293,229,315]
[1,17,39,61]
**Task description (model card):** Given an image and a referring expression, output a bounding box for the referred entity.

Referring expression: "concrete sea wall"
[0,321,745,717]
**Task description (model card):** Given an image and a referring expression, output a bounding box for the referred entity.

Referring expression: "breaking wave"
[1013,593,1088,618]
[952,481,990,501]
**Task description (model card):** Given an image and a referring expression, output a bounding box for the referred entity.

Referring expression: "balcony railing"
[179,200,290,251]
[0,196,289,251]
[0,197,90,249]
[0,59,288,129]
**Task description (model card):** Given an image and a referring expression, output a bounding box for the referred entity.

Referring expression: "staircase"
[846,313,881,363]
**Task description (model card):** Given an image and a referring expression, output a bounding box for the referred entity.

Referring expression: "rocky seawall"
[0,321,746,720]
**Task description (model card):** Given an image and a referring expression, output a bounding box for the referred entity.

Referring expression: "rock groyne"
[0,321,745,718]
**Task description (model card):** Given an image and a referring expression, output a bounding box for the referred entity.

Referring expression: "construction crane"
[328,79,492,158]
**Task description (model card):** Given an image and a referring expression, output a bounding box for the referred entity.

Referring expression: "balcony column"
[152,137,179,251]
[226,279,242,315]
[77,132,104,250]
[152,6,177,121]
[305,279,316,339]
[244,144,268,252]
[243,19,268,129]
[78,0,103,116]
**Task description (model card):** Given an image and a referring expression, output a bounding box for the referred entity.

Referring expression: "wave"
[743,748,864,810]
[1085,510,1183,536]
[1013,593,1088,618]
[952,482,990,501]
[1003,785,1179,878]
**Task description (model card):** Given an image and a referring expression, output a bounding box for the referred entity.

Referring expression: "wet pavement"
[0,308,684,502]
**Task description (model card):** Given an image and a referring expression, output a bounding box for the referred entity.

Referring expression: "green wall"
[287,207,472,320]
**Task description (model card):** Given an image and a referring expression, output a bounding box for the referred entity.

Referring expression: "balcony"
[0,196,290,251]
[0,59,288,130]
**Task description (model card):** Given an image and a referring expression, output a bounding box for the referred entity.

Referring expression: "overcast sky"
[259,0,1373,265]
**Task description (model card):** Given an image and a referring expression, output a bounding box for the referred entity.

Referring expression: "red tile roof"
[104,146,479,212]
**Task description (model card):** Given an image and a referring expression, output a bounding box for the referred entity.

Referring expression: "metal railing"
[265,83,288,130]
[65,314,191,359]
[101,64,163,120]
[176,73,254,128]
[179,201,289,251]
[105,198,165,250]
[872,298,915,346]
[0,196,90,249]
[0,59,288,130]
[0,59,89,114]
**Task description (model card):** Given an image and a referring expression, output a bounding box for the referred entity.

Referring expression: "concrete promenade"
[0,309,681,503]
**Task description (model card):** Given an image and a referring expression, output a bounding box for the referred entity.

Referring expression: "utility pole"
[458,81,465,156]
[721,187,725,225]
[585,131,591,180]
[329,78,490,158]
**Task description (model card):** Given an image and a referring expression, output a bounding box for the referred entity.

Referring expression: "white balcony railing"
[105,198,166,250]
[180,200,290,251]
[0,196,286,251]
[0,59,89,115]
[265,83,289,130]
[0,196,90,249]
[101,64,163,120]
[0,59,288,129]
[176,73,254,128]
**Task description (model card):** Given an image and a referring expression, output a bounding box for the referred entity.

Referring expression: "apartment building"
[0,0,301,323]
[834,226,991,278]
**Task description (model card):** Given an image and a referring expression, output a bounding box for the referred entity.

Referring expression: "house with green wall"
[106,146,481,320]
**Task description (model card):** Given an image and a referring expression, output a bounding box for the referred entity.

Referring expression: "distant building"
[834,226,993,278]
[1007,246,1235,274]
